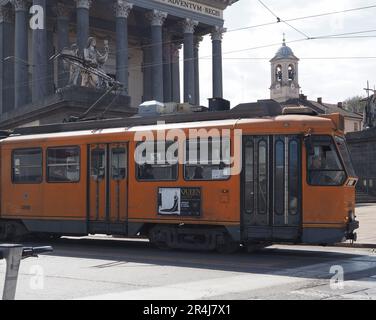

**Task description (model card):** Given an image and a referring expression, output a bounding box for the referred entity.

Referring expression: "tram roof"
[2,99,284,137]
[2,115,335,143]
[1,99,337,138]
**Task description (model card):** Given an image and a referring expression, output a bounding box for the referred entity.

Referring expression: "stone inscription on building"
[154,0,223,18]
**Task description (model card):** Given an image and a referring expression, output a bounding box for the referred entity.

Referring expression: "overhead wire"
[226,4,376,33]
[218,56,376,61]
[2,2,376,91]
[3,26,376,92]
[43,3,376,57]
[4,2,376,62]
[257,0,311,39]
[3,28,376,91]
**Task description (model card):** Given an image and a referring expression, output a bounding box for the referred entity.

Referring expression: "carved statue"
[67,44,80,86]
[97,40,110,89]
[81,37,109,88]
[371,95,376,126]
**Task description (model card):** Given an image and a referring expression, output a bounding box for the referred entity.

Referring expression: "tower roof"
[271,36,299,61]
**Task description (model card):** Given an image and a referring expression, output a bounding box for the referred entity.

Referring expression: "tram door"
[242,136,301,241]
[88,143,128,234]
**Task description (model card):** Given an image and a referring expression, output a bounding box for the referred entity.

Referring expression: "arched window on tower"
[276,65,282,82]
[288,65,295,81]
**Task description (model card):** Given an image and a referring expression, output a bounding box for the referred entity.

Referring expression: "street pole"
[0,244,23,300]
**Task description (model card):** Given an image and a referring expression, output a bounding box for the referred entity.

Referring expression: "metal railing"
[0,244,53,300]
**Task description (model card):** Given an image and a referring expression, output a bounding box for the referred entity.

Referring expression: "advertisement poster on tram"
[158,188,201,217]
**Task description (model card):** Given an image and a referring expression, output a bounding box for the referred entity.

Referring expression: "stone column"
[32,0,47,103]
[211,26,225,99]
[194,36,202,106]
[115,0,132,94]
[147,10,167,102]
[182,18,198,105]
[163,31,172,103]
[75,0,92,54]
[55,2,71,88]
[0,5,15,114]
[11,0,29,108]
[142,39,152,102]
[171,43,181,103]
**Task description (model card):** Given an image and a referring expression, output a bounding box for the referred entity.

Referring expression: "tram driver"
[309,154,338,185]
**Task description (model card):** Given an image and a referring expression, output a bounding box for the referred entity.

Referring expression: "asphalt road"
[1,236,375,300]
[1,204,376,300]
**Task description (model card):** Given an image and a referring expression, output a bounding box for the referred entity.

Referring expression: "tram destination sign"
[154,0,223,18]
[158,187,201,217]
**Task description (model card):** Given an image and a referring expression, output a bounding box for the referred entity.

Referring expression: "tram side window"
[112,148,127,180]
[47,147,80,183]
[258,140,268,214]
[136,141,178,181]
[91,148,106,181]
[289,139,299,214]
[274,139,285,215]
[307,136,346,186]
[244,140,254,214]
[12,148,43,184]
[184,138,231,181]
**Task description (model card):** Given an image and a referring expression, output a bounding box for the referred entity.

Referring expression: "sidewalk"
[336,203,376,249]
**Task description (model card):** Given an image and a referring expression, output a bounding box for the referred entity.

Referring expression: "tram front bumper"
[345,220,359,242]
[302,220,359,245]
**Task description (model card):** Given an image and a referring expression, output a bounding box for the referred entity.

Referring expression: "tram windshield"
[334,136,357,178]
[307,136,347,186]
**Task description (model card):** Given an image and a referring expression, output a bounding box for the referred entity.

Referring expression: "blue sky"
[196,0,376,107]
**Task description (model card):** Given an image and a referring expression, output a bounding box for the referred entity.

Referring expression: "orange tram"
[0,106,359,252]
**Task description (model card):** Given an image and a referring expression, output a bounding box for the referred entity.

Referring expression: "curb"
[333,243,376,249]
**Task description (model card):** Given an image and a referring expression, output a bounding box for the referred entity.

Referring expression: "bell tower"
[270,35,300,102]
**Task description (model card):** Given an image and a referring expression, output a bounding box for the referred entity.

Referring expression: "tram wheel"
[216,235,239,254]
[0,222,17,241]
[149,226,172,251]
